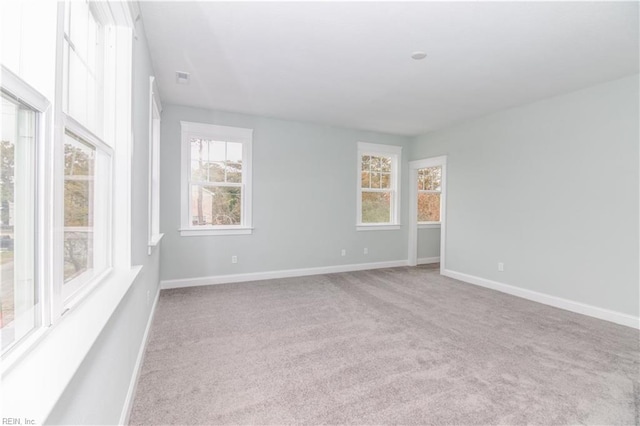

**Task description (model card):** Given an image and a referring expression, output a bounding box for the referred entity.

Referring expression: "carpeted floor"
[129,266,639,425]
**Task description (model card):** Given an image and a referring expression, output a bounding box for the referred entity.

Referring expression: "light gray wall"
[418,228,440,260]
[410,74,639,317]
[160,106,412,281]
[46,18,161,425]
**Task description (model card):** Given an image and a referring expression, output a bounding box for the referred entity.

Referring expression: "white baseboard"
[417,256,440,265]
[118,287,160,425]
[442,269,639,329]
[161,260,409,290]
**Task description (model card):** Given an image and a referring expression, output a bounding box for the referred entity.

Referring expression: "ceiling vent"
[176,71,190,84]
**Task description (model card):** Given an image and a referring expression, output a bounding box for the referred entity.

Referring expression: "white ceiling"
[139,1,639,136]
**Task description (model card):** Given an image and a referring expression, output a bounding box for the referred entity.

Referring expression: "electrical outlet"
[364,247,368,255]
[498,262,504,272]
[232,256,238,264]
[341,249,346,256]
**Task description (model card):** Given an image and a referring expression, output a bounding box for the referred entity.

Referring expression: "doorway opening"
[408,156,447,273]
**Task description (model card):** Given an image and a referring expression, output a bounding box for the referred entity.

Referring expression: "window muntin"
[181,122,253,235]
[357,143,401,228]
[0,92,39,352]
[417,166,441,223]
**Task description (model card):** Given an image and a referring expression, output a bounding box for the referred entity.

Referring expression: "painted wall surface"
[160,105,412,281]
[46,19,161,425]
[411,74,639,317]
[418,227,440,260]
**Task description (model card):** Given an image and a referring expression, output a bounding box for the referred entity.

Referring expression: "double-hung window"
[417,166,442,226]
[357,142,401,230]
[180,121,253,236]
[60,0,112,303]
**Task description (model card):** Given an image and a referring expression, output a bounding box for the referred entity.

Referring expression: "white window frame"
[0,65,52,361]
[356,142,402,231]
[179,121,253,236]
[55,2,129,311]
[148,76,163,253]
[417,165,442,229]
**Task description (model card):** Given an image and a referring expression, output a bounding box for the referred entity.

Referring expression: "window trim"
[356,142,402,231]
[147,76,163,253]
[180,121,253,236]
[55,5,124,311]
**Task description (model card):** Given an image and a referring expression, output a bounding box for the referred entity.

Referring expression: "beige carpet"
[130,266,639,425]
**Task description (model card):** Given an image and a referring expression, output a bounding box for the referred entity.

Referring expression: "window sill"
[179,227,253,237]
[418,223,441,229]
[1,265,143,424]
[356,224,401,231]
[148,233,164,255]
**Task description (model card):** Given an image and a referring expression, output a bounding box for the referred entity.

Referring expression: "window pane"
[191,185,241,226]
[190,138,207,168]
[0,93,38,352]
[191,160,206,181]
[380,173,391,189]
[208,140,225,162]
[370,172,380,188]
[418,192,440,222]
[64,133,95,282]
[226,142,242,162]
[380,157,391,172]
[371,156,381,172]
[208,162,225,182]
[70,0,89,61]
[361,155,370,171]
[64,1,104,139]
[361,191,391,223]
[62,130,114,290]
[68,48,87,125]
[226,162,242,183]
[419,166,441,191]
[361,171,370,188]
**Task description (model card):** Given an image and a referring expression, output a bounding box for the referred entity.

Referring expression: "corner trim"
[161,260,409,290]
[442,269,639,329]
[118,287,160,425]
[417,256,440,265]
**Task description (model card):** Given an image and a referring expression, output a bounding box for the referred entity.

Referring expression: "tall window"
[180,122,253,236]
[148,77,162,252]
[61,0,112,303]
[357,142,401,230]
[417,166,442,224]
[0,90,39,352]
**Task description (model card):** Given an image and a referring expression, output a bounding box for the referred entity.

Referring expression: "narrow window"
[148,77,162,251]
[417,166,442,224]
[357,142,401,230]
[60,0,113,304]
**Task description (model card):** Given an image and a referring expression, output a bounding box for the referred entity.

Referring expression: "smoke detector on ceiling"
[176,71,190,84]
[411,51,427,60]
